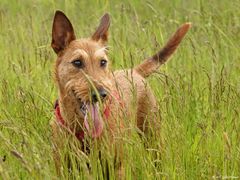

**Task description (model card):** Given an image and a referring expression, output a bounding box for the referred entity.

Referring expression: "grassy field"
[0,0,240,179]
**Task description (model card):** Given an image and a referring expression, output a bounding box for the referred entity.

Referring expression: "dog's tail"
[134,23,191,78]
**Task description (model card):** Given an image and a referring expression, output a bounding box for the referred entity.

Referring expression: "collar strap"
[103,91,124,119]
[54,100,85,141]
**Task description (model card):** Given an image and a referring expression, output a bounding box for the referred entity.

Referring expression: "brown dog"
[50,10,191,175]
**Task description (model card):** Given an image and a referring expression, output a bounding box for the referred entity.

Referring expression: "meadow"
[0,0,239,179]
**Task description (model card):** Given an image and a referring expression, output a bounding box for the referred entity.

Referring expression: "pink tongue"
[84,104,103,138]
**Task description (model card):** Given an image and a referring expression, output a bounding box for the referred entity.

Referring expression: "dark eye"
[100,59,107,67]
[71,59,84,68]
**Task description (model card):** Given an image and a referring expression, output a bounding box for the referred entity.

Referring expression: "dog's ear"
[92,13,110,44]
[51,11,76,54]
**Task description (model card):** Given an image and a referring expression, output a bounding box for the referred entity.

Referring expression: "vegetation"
[0,0,239,179]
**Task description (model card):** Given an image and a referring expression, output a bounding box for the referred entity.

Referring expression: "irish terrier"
[50,10,191,174]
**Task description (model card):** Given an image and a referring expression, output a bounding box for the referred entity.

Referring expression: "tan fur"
[50,10,191,176]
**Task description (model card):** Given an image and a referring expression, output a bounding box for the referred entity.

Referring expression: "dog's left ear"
[92,13,110,44]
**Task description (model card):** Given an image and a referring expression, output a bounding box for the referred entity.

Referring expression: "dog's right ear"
[51,11,76,54]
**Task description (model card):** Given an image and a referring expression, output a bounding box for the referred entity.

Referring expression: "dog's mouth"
[79,101,104,138]
[80,102,87,116]
[72,89,104,138]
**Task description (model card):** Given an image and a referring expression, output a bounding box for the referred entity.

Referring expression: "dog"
[50,10,191,176]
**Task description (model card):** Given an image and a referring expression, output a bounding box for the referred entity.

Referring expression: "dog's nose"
[91,88,107,103]
[99,88,107,99]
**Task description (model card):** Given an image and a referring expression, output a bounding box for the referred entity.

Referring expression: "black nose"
[91,88,107,103]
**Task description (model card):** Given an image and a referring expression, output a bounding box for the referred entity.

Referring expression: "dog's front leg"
[50,120,63,176]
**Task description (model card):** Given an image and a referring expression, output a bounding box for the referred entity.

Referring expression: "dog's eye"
[100,59,107,67]
[71,59,84,68]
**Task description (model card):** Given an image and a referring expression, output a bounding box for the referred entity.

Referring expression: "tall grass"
[0,0,239,179]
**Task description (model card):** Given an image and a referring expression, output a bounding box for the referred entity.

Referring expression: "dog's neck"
[58,89,84,131]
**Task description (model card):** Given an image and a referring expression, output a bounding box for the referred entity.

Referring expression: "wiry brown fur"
[50,10,191,176]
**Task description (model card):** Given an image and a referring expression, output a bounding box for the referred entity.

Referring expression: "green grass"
[0,0,240,179]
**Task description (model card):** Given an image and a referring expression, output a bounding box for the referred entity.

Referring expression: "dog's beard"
[64,78,112,138]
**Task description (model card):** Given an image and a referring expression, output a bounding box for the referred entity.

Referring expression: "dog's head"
[51,11,113,137]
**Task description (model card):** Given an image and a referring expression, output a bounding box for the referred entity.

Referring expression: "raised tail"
[134,23,191,78]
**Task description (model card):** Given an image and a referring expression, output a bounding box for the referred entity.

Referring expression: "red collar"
[54,100,85,141]
[54,91,123,141]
